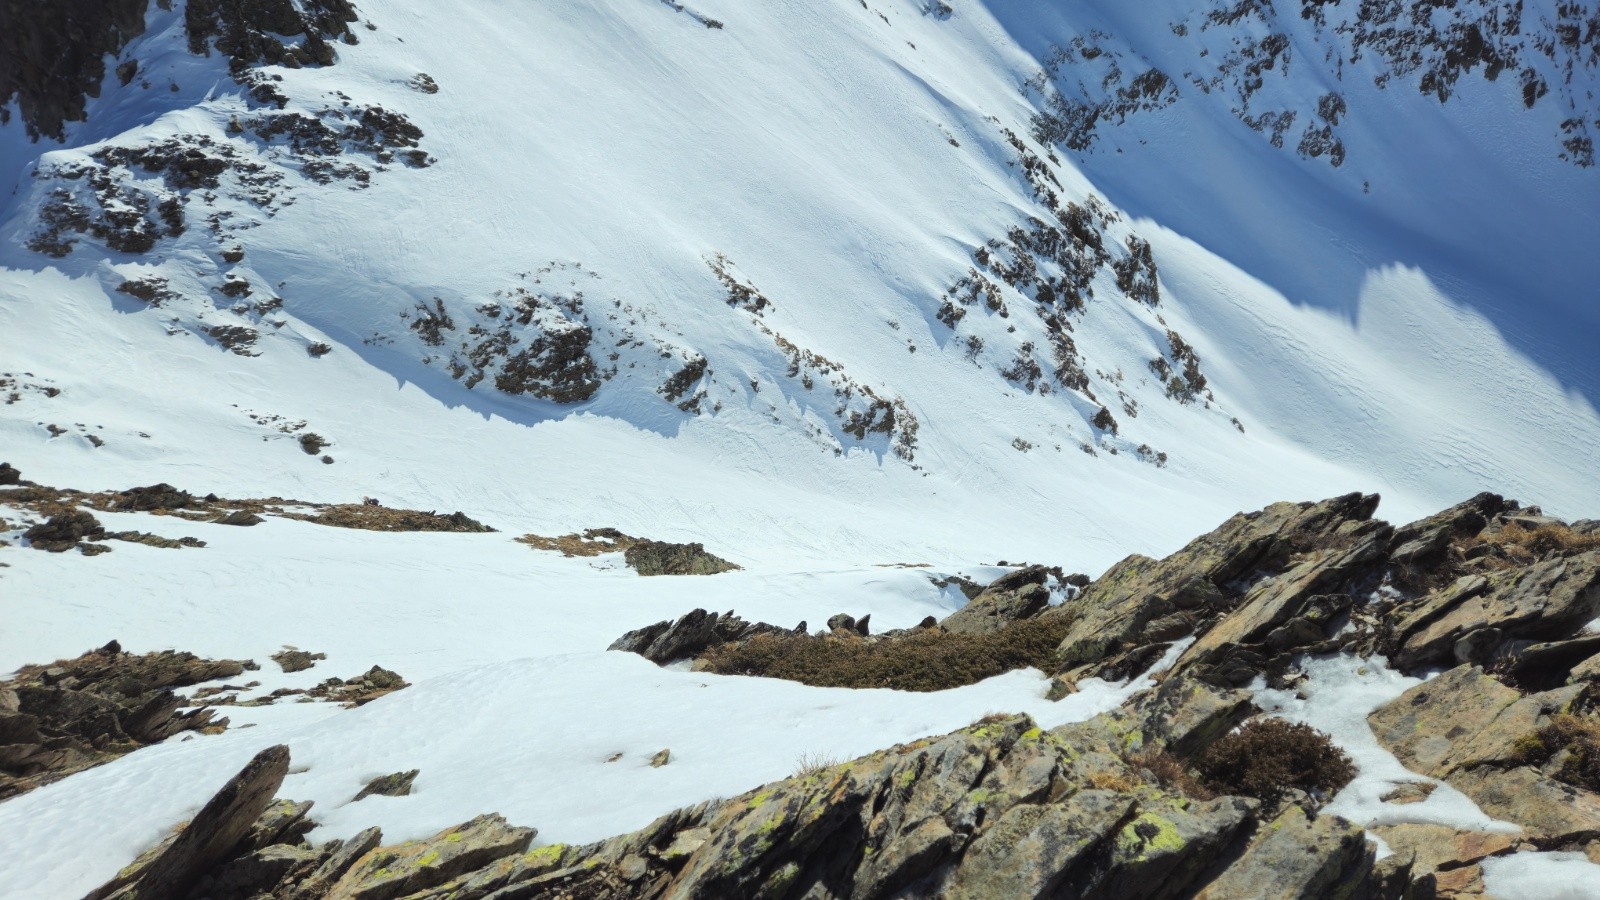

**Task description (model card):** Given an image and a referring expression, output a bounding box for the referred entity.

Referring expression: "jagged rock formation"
[0,642,252,799]
[86,683,1397,899]
[1028,1,1600,168]
[68,490,1600,898]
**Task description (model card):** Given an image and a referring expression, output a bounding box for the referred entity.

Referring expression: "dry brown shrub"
[699,615,1076,692]
[517,528,637,557]
[1125,747,1214,800]
[1196,718,1355,804]
[1510,714,1600,793]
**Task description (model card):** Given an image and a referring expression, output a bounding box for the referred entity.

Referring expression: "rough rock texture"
[1390,552,1600,670]
[90,673,1399,900]
[941,564,1051,635]
[623,540,740,576]
[273,648,327,673]
[306,666,408,707]
[1369,665,1600,843]
[87,744,291,900]
[0,462,22,486]
[325,814,535,900]
[0,643,251,799]
[608,608,793,664]
[22,508,106,552]
[113,483,198,511]
[0,0,150,140]
[353,769,418,801]
[1049,493,1384,683]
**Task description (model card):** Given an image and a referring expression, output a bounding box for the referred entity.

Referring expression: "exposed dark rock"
[353,769,418,801]
[1049,492,1382,682]
[0,644,253,799]
[942,564,1052,635]
[0,0,150,141]
[86,745,290,900]
[0,462,21,486]
[272,648,327,673]
[22,508,106,551]
[215,510,265,526]
[113,483,199,511]
[306,666,408,707]
[608,609,787,664]
[623,540,739,576]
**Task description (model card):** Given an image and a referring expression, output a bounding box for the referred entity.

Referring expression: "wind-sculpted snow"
[1,0,1597,565]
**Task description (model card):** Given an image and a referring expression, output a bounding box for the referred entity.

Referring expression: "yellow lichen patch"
[1114,812,1186,861]
[523,843,568,868]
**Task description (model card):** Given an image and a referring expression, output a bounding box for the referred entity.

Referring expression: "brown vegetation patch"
[698,615,1077,692]
[1510,714,1600,793]
[282,505,494,533]
[1124,746,1215,800]
[1460,522,1600,570]
[517,528,638,557]
[1196,718,1355,804]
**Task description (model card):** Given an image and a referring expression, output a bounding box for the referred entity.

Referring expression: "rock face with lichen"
[63,491,1600,899]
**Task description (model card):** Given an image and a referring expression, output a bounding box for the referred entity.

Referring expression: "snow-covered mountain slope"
[1,0,1596,570]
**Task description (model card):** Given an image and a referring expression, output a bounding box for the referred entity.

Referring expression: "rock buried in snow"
[622,539,739,576]
[649,749,671,768]
[272,648,328,673]
[353,769,419,800]
[215,509,265,526]
[0,462,21,485]
[307,666,409,707]
[22,508,105,552]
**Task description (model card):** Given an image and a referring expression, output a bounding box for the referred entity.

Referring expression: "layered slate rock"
[608,609,795,665]
[940,564,1052,635]
[98,699,1390,900]
[88,744,292,900]
[1388,552,1600,670]
[1047,493,1384,683]
[0,642,251,799]
[1369,665,1600,844]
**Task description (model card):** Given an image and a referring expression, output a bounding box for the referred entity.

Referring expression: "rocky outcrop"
[306,666,408,707]
[21,508,106,552]
[0,642,252,799]
[1389,553,1600,670]
[88,745,292,900]
[96,688,1389,900]
[941,564,1051,635]
[1049,492,1384,683]
[624,540,740,576]
[1369,665,1600,844]
[112,483,198,512]
[273,648,327,674]
[608,609,794,664]
[353,769,418,801]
